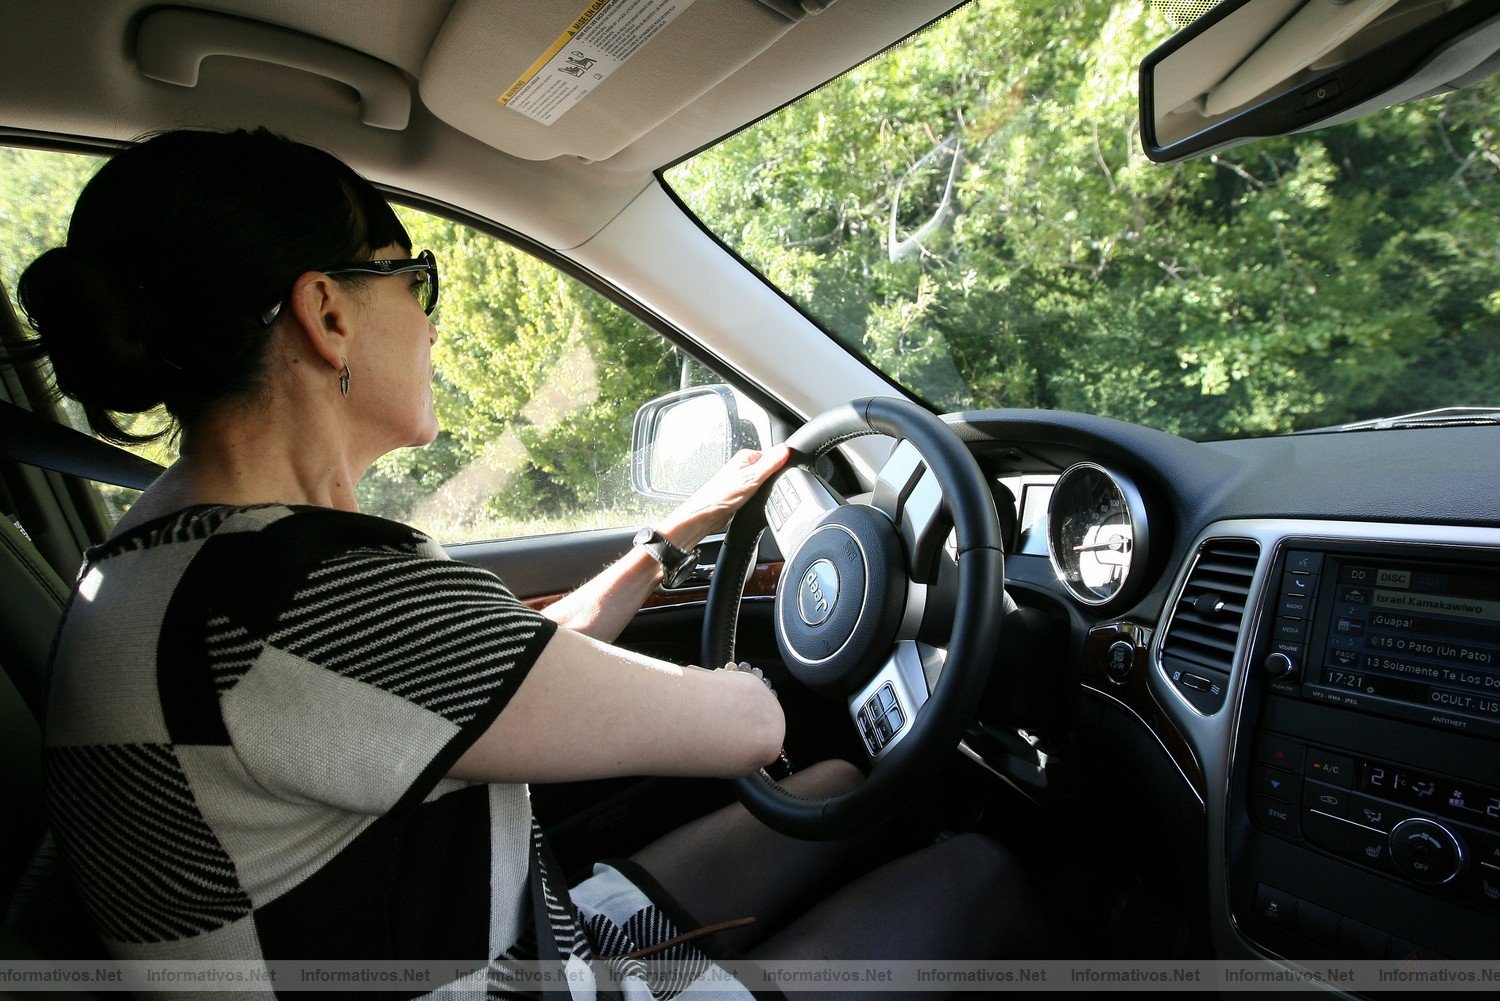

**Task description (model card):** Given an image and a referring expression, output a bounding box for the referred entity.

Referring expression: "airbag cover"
[775,504,906,695]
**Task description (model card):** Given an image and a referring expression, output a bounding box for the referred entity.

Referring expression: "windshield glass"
[665,0,1500,440]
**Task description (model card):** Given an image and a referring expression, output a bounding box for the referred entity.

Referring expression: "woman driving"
[18,128,1043,999]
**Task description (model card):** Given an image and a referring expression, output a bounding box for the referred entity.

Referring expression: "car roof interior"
[0,0,965,251]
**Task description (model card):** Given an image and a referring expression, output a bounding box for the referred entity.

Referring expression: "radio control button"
[1273,617,1309,642]
[1302,809,1348,853]
[1285,551,1324,575]
[1339,565,1378,587]
[1390,818,1465,885]
[1256,766,1301,803]
[1281,571,1317,598]
[1278,593,1310,618]
[1256,733,1306,772]
[1264,651,1298,680]
[1304,781,1350,818]
[1337,585,1370,605]
[1306,750,1356,788]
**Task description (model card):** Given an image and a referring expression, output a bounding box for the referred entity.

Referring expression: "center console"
[1230,539,1500,960]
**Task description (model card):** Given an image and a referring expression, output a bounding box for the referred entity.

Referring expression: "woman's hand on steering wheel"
[660,445,792,547]
[703,398,1004,840]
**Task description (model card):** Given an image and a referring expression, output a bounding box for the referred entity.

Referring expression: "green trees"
[668,0,1499,439]
[4,0,1496,540]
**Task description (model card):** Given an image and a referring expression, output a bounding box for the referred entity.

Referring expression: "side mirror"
[630,386,766,501]
[1141,0,1499,163]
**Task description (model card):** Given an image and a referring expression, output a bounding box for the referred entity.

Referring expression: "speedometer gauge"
[1046,463,1148,606]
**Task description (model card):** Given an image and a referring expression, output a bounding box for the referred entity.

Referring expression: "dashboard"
[944,410,1500,974]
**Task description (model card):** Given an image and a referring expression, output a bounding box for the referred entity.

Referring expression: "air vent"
[1160,538,1261,713]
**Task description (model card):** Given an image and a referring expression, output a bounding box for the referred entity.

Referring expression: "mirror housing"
[1141,0,1500,164]
[630,386,765,501]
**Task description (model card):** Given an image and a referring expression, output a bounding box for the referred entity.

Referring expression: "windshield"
[665,0,1500,441]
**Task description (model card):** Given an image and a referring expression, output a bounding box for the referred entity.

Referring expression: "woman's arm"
[448,625,786,782]
[543,446,790,642]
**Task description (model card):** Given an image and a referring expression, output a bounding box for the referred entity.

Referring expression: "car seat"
[0,454,109,989]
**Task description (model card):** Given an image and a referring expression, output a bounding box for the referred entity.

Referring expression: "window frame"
[0,136,809,549]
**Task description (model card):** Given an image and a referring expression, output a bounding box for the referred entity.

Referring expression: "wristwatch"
[633,527,701,589]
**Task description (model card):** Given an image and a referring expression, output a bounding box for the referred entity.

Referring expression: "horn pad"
[774,504,907,695]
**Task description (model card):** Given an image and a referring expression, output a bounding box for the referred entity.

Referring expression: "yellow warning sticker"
[498,0,698,126]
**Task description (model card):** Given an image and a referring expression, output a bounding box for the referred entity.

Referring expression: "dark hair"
[12,128,409,444]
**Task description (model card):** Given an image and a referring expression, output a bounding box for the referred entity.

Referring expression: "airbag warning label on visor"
[498,0,697,126]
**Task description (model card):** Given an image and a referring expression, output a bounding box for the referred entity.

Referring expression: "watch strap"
[635,528,696,584]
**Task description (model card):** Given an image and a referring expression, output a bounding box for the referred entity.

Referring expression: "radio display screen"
[1309,556,1500,735]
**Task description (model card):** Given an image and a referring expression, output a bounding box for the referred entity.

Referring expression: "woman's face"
[346,243,440,453]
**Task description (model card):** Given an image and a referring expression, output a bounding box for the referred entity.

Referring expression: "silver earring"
[338,361,351,398]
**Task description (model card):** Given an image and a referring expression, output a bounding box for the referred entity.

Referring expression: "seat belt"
[0,399,162,491]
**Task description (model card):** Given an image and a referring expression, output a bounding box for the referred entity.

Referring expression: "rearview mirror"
[630,386,766,501]
[1141,0,1500,163]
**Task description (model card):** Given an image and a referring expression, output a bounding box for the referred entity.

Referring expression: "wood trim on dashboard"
[1082,619,1208,804]
[523,561,784,612]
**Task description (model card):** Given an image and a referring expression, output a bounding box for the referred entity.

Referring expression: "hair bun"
[17,245,168,415]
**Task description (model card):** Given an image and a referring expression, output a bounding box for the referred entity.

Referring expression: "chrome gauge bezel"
[1045,461,1150,607]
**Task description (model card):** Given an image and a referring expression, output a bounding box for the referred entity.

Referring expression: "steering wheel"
[703,397,1005,839]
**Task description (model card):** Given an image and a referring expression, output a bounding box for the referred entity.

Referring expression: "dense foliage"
[668,0,1500,439]
[4,0,1497,538]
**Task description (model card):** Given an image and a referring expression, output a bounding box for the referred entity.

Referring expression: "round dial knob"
[1389,818,1466,885]
[1264,651,1298,679]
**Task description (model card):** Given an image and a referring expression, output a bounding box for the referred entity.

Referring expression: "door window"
[1,146,759,542]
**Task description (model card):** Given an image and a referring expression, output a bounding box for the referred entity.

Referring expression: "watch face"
[633,526,656,547]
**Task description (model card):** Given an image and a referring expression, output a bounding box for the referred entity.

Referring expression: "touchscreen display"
[1314,557,1500,731]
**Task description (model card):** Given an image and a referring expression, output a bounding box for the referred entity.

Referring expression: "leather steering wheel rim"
[703,397,1005,839]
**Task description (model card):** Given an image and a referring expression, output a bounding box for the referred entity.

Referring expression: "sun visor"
[420,0,797,162]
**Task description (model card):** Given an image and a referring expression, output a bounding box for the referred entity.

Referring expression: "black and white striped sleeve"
[217,544,557,814]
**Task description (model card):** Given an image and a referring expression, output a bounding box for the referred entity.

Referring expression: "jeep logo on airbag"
[799,559,840,626]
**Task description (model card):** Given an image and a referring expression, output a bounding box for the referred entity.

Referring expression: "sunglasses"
[259,249,440,326]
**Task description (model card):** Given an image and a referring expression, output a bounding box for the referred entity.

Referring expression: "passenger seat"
[0,511,105,968]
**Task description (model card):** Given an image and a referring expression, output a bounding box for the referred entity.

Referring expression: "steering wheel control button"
[858,686,906,759]
[1257,733,1306,772]
[1390,818,1466,884]
[1306,750,1355,788]
[797,559,839,626]
[1256,766,1302,803]
[1105,640,1134,683]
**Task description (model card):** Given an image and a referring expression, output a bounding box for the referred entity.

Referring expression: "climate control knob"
[1389,818,1465,885]
[1264,651,1298,680]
